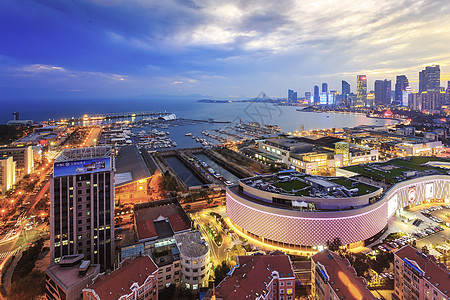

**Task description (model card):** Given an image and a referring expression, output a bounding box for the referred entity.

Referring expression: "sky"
[1,0,450,100]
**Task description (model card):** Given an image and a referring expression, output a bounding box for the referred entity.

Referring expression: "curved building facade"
[226,172,450,250]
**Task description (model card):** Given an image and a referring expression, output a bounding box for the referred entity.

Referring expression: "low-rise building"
[83,255,158,300]
[46,254,100,300]
[175,231,210,290]
[311,250,376,300]
[205,251,295,300]
[394,245,450,300]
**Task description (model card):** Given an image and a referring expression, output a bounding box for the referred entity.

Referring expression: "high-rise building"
[0,156,16,194]
[394,75,409,106]
[366,91,375,108]
[419,65,440,92]
[408,91,446,112]
[287,89,297,102]
[305,92,312,104]
[374,79,391,107]
[446,81,450,104]
[0,145,34,178]
[342,80,350,106]
[322,83,328,93]
[356,75,367,107]
[322,83,328,105]
[394,245,450,300]
[314,85,320,105]
[50,147,115,270]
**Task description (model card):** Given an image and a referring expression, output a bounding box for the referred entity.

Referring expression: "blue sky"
[1,0,450,100]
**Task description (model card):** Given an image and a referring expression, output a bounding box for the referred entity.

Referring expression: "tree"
[214,261,231,286]
[370,251,393,274]
[8,270,46,300]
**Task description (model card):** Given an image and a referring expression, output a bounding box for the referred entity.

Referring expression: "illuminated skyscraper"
[419,65,440,92]
[394,75,409,106]
[314,85,320,105]
[342,80,350,107]
[374,79,391,107]
[322,83,328,93]
[50,147,115,270]
[446,81,450,104]
[356,75,367,107]
[288,89,297,102]
[305,92,312,104]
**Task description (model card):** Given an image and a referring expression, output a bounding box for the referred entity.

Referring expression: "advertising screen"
[53,157,111,178]
[388,194,398,218]
[425,183,433,199]
[408,187,416,204]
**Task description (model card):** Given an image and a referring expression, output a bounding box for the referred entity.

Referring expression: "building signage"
[53,157,111,178]
[408,187,416,203]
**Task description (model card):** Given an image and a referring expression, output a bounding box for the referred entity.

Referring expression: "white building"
[0,156,15,194]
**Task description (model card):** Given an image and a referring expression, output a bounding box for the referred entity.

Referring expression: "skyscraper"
[446,81,450,104]
[322,83,328,93]
[342,80,350,107]
[314,85,320,105]
[419,65,440,92]
[374,79,391,107]
[394,75,409,106]
[50,147,115,270]
[305,92,312,104]
[287,89,297,102]
[356,75,367,107]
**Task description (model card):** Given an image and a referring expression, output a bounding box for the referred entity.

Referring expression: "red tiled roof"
[136,219,157,240]
[395,245,450,293]
[87,256,158,300]
[312,250,376,300]
[168,214,190,232]
[215,253,294,300]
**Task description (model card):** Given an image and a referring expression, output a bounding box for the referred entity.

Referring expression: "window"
[174,271,180,275]
[166,275,171,280]
[166,267,171,272]
[185,260,190,264]
[280,289,284,294]
[287,281,292,286]
[201,266,205,271]
[174,263,179,268]
[193,277,198,280]
[280,281,284,286]
[193,269,198,273]
[185,268,190,272]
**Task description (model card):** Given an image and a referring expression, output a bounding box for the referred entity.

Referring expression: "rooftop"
[55,146,113,163]
[312,250,376,299]
[213,252,294,300]
[115,145,152,186]
[134,198,191,242]
[86,255,158,300]
[175,231,209,258]
[395,245,450,294]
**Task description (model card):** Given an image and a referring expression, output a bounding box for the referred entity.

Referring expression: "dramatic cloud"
[0,0,450,99]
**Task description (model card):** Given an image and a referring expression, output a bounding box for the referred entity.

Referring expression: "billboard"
[408,187,416,204]
[425,183,433,199]
[53,157,111,178]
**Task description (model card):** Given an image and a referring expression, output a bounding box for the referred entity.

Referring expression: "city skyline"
[1,0,450,100]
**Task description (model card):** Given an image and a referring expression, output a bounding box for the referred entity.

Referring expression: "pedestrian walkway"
[0,249,19,260]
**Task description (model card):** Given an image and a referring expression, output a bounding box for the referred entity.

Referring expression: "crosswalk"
[0,249,20,259]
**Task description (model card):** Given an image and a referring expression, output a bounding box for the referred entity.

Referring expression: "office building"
[446,81,450,104]
[46,254,100,300]
[366,91,375,107]
[83,255,158,300]
[50,147,115,270]
[356,75,367,107]
[394,245,450,300]
[408,91,446,113]
[394,75,409,106]
[175,231,210,290]
[342,80,351,106]
[305,92,312,104]
[419,65,440,92]
[287,89,297,102]
[374,79,391,107]
[0,145,34,178]
[312,250,376,300]
[205,251,295,300]
[322,83,328,93]
[0,156,15,194]
[314,85,320,105]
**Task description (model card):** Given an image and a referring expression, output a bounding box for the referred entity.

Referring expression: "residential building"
[287,89,297,102]
[0,156,15,194]
[356,75,367,107]
[394,245,450,300]
[342,80,351,107]
[0,145,34,178]
[419,65,440,92]
[205,251,295,300]
[314,85,320,105]
[395,75,409,106]
[46,254,100,300]
[312,250,376,299]
[446,81,450,104]
[408,91,446,113]
[50,147,115,270]
[305,92,312,104]
[175,231,210,290]
[374,79,391,107]
[83,255,158,300]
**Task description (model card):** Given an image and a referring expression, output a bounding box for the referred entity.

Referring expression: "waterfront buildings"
[46,254,100,300]
[314,85,320,105]
[287,89,297,102]
[408,91,446,113]
[0,145,34,178]
[374,79,391,107]
[395,75,409,106]
[227,160,450,252]
[394,245,450,300]
[311,250,375,300]
[0,156,15,194]
[446,81,450,104]
[305,92,312,104]
[419,65,440,93]
[50,147,115,270]
[342,80,350,107]
[356,75,367,107]
[174,231,210,289]
[205,251,295,300]
[82,255,158,300]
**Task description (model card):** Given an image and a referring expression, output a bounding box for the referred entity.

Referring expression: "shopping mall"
[226,165,450,252]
